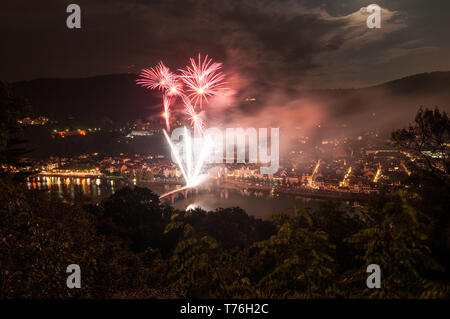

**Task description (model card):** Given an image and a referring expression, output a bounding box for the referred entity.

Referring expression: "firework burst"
[137,62,183,130]
[137,61,179,92]
[182,95,205,134]
[137,54,226,195]
[179,54,226,108]
[161,128,212,190]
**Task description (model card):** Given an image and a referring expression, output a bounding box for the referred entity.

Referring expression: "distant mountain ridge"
[10,71,450,126]
[373,71,450,94]
[308,71,450,95]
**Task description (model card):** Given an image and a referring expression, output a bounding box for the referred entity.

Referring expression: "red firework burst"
[179,54,226,108]
[137,61,179,92]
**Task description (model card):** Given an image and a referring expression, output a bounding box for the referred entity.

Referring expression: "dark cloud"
[1,0,449,89]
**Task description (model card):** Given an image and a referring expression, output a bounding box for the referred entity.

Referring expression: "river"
[27,176,357,219]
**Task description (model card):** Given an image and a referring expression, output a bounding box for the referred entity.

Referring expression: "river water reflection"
[27,176,354,219]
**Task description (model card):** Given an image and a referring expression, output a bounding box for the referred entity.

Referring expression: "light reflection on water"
[27,176,350,219]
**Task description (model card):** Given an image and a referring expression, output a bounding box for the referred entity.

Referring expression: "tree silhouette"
[392,107,449,177]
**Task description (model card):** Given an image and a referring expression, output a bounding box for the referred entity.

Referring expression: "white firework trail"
[162,127,212,190]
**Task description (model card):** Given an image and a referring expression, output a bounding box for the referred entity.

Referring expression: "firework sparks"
[137,54,226,196]
[166,77,182,97]
[162,128,212,189]
[137,61,179,92]
[162,93,172,131]
[137,54,226,133]
[179,54,226,108]
[182,95,205,135]
[137,62,183,131]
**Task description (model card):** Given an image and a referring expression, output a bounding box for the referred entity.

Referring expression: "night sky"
[2,0,450,89]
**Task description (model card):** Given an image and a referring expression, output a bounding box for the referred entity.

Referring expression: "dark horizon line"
[7,69,450,92]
